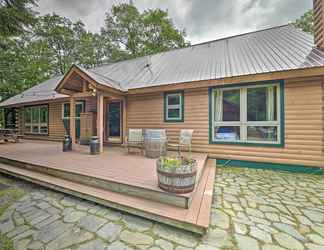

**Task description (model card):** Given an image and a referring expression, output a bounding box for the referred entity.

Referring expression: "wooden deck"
[0,140,215,234]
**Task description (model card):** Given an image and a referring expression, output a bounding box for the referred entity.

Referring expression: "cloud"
[35,0,312,44]
[242,0,259,12]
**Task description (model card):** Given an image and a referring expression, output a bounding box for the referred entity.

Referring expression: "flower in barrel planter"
[156,155,197,194]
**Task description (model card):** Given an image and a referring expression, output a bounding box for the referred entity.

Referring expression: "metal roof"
[2,24,324,107]
[0,76,67,107]
[76,65,126,91]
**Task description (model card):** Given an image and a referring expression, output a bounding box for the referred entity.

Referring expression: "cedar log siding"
[127,78,324,168]
[17,101,66,141]
[17,97,97,141]
[48,101,66,139]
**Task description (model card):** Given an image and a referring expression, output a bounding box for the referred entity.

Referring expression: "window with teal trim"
[164,92,184,122]
[24,105,48,134]
[62,102,84,119]
[211,83,282,145]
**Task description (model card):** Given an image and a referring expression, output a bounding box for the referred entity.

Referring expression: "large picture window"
[210,82,283,145]
[24,105,48,134]
[164,91,184,122]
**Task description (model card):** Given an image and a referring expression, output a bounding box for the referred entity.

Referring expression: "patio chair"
[168,129,194,155]
[144,129,168,158]
[124,129,144,154]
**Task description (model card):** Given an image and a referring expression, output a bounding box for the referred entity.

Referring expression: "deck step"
[0,159,215,235]
[0,155,207,209]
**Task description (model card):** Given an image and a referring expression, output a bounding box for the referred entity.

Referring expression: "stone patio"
[0,166,324,250]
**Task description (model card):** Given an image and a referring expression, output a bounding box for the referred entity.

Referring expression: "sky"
[35,0,312,44]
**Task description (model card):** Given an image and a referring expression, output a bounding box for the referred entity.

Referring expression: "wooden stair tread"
[0,159,215,231]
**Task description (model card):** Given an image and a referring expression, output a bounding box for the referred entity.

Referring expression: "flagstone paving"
[0,166,324,250]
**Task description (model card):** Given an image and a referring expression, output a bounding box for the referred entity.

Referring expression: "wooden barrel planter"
[156,157,197,194]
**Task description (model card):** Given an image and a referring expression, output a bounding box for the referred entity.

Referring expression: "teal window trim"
[208,80,285,147]
[62,100,85,119]
[164,90,184,122]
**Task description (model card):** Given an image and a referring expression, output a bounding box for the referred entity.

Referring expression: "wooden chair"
[124,129,144,154]
[168,129,194,155]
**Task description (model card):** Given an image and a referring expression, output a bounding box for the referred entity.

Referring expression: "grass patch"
[0,186,25,217]
[0,234,13,250]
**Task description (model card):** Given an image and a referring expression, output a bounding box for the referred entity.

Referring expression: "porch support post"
[69,96,76,146]
[97,92,104,153]
[122,97,127,144]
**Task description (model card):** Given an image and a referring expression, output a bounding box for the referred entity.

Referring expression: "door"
[62,101,85,139]
[75,102,84,139]
[4,108,16,129]
[107,101,121,141]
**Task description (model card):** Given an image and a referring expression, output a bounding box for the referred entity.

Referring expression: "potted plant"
[156,153,197,194]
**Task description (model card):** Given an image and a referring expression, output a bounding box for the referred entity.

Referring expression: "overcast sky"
[35,0,312,44]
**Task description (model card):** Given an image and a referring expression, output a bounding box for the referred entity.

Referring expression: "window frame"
[209,80,285,147]
[24,104,49,135]
[62,101,85,120]
[164,91,184,122]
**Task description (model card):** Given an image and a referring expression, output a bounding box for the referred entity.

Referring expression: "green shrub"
[160,157,181,168]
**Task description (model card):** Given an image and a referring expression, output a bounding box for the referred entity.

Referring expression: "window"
[62,103,70,119]
[210,82,283,145]
[4,108,16,129]
[62,102,84,119]
[24,105,48,134]
[164,91,184,122]
[62,101,85,135]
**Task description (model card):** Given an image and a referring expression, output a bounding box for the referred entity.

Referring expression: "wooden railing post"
[122,97,127,144]
[70,97,76,146]
[97,92,104,153]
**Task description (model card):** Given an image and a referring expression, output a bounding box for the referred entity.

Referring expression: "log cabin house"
[2,21,324,170]
[0,0,324,234]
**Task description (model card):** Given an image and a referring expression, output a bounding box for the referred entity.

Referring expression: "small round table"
[144,138,167,158]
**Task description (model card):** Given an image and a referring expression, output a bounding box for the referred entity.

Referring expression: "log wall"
[14,77,324,167]
[127,78,324,167]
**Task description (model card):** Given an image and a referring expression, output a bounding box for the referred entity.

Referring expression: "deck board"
[0,140,215,234]
[0,140,206,198]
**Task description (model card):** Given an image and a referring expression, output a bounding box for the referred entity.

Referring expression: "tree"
[73,21,108,68]
[293,10,314,34]
[0,35,54,101]
[101,3,188,60]
[34,14,78,74]
[101,4,144,60]
[34,14,112,74]
[0,0,37,38]
[0,13,112,103]
[142,9,188,54]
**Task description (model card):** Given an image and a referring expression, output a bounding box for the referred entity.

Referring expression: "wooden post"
[122,97,127,144]
[97,92,104,153]
[70,97,76,146]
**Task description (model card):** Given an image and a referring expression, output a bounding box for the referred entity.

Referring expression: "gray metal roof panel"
[2,24,324,107]
[76,65,125,91]
[0,76,67,107]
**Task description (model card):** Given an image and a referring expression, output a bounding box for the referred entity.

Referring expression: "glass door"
[62,101,85,139]
[75,102,84,139]
[107,101,121,140]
